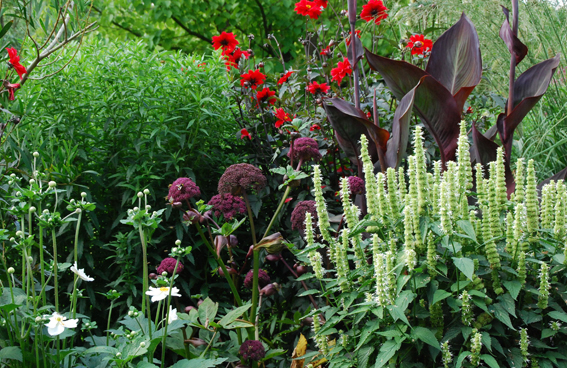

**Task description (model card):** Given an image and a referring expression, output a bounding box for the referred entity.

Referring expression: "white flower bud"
[9,237,15,242]
[140,341,146,347]
[48,181,56,188]
[43,209,49,214]
[15,231,23,237]
[35,316,42,323]
[27,256,33,263]
[161,271,168,276]
[137,192,143,198]
[29,206,36,213]
[29,179,35,184]
[33,151,39,157]
[75,208,82,214]
[7,267,15,274]
[143,189,150,195]
[10,173,16,178]
[172,247,178,253]
[128,311,133,316]
[175,240,181,246]
[112,290,117,293]
[133,207,139,211]
[81,192,87,198]
[145,205,151,210]
[116,352,121,357]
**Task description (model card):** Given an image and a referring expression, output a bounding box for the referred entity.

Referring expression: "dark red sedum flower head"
[274,108,292,128]
[360,0,389,25]
[289,137,322,163]
[157,257,184,275]
[167,178,201,203]
[406,34,433,56]
[255,87,276,107]
[6,48,26,79]
[208,193,246,219]
[218,163,267,195]
[239,340,266,361]
[308,81,330,95]
[277,71,294,85]
[244,269,271,289]
[212,32,239,51]
[347,176,366,195]
[331,58,353,84]
[294,0,322,19]
[240,69,267,90]
[291,200,318,232]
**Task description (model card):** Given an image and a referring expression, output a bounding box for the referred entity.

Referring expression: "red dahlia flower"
[407,34,433,56]
[294,0,322,19]
[274,108,292,128]
[223,48,250,70]
[319,46,332,57]
[277,71,294,85]
[308,81,330,95]
[360,0,389,25]
[6,48,26,79]
[240,69,266,89]
[241,128,251,140]
[346,30,362,46]
[314,0,328,8]
[212,32,239,51]
[255,87,276,107]
[310,124,321,131]
[5,82,20,101]
[466,106,473,114]
[331,58,352,84]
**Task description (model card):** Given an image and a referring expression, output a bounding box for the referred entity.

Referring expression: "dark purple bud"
[149,273,157,280]
[185,306,196,313]
[260,283,280,296]
[246,245,254,258]
[218,266,238,277]
[183,210,202,224]
[258,62,264,68]
[215,235,228,257]
[294,264,308,276]
[265,254,281,262]
[322,62,328,67]
[229,235,238,247]
[197,299,204,307]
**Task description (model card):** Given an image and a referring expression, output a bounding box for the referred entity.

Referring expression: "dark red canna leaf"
[324,98,390,167]
[425,13,482,113]
[409,76,462,163]
[385,85,414,168]
[364,48,427,100]
[499,6,528,66]
[498,54,560,163]
[347,33,364,67]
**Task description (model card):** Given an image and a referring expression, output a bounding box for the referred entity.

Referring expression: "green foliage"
[302,124,567,368]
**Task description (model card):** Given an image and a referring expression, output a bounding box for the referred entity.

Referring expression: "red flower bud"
[185,306,196,313]
[265,254,282,262]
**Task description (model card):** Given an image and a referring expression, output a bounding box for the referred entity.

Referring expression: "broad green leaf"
[490,303,516,330]
[358,346,375,368]
[503,280,522,300]
[432,290,452,306]
[137,363,159,368]
[374,339,403,368]
[452,257,475,281]
[169,358,227,368]
[412,327,441,350]
[456,220,477,242]
[481,354,500,368]
[198,297,218,327]
[0,346,22,362]
[497,293,516,317]
[218,303,251,328]
[548,311,567,323]
[456,351,472,368]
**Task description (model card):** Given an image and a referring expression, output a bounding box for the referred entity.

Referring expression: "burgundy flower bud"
[307,67,312,72]
[215,235,229,257]
[208,193,246,219]
[265,254,281,262]
[184,306,196,313]
[260,283,280,297]
[340,9,348,16]
[301,317,314,326]
[294,263,308,276]
[239,340,265,361]
[218,163,267,195]
[197,299,204,306]
[218,266,238,277]
[296,102,302,107]
[316,98,322,104]
[149,273,157,280]
[291,200,318,232]
[246,245,254,259]
[329,39,335,46]
[157,258,184,275]
[347,176,366,195]
[322,62,328,67]
[243,81,250,87]
[183,210,202,224]
[186,338,207,347]
[288,137,322,163]
[244,269,270,289]
[229,235,238,247]
[258,62,264,68]
[171,201,183,209]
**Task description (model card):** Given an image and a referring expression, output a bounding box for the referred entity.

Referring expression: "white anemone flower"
[70,262,94,282]
[45,312,79,336]
[168,306,178,325]
[145,286,181,303]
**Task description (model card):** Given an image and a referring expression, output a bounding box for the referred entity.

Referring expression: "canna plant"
[296,123,567,368]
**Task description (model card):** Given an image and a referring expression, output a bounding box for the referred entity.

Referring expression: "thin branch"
[171,16,212,44]
[252,0,270,38]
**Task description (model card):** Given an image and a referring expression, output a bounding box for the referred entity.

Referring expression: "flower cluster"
[289,137,322,163]
[308,81,330,95]
[239,340,266,361]
[347,176,365,195]
[294,0,328,20]
[208,193,246,219]
[331,58,352,84]
[157,257,184,275]
[211,32,250,70]
[291,200,318,232]
[167,177,201,203]
[217,163,267,195]
[240,69,267,90]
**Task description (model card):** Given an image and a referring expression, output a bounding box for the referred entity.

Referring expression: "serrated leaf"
[432,290,452,305]
[456,351,472,368]
[503,280,522,300]
[456,220,477,242]
[548,311,567,323]
[0,346,22,362]
[491,303,516,330]
[412,326,441,350]
[374,339,403,368]
[358,346,375,368]
[218,303,251,328]
[452,257,475,281]
[481,354,500,368]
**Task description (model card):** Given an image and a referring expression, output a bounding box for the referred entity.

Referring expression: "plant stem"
[161,258,181,368]
[139,226,149,315]
[243,191,260,339]
[106,300,114,346]
[51,229,59,312]
[72,210,83,319]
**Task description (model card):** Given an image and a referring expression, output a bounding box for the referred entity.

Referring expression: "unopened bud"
[29,206,36,213]
[7,267,15,274]
[137,192,143,198]
[175,240,182,246]
[48,181,56,188]
[29,179,35,184]
[33,151,39,158]
[143,189,150,195]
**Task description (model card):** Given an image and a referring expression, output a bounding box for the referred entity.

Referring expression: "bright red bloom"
[310,124,321,131]
[255,87,276,106]
[241,128,251,140]
[274,108,292,128]
[331,58,352,84]
[278,71,294,85]
[6,48,26,79]
[284,197,293,203]
[407,34,433,56]
[360,0,389,25]
[366,111,372,119]
[314,0,328,8]
[5,82,20,101]
[223,48,250,70]
[212,32,239,51]
[294,0,322,19]
[308,81,330,95]
[466,106,473,114]
[319,46,332,57]
[346,30,362,47]
[240,69,266,89]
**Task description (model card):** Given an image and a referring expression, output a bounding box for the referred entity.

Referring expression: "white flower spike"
[145,286,181,303]
[45,312,78,336]
[70,262,94,282]
[168,306,178,324]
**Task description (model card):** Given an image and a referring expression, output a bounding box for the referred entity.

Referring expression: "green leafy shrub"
[300,124,567,368]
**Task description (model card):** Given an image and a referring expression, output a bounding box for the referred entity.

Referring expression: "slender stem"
[139,226,149,315]
[507,0,519,118]
[243,191,260,338]
[106,300,114,346]
[263,186,292,239]
[72,211,82,319]
[349,22,360,109]
[51,229,59,312]
[38,224,46,305]
[161,258,181,368]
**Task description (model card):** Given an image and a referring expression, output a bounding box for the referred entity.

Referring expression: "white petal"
[48,323,65,336]
[145,287,160,296]
[150,293,167,303]
[62,319,78,329]
[168,307,178,324]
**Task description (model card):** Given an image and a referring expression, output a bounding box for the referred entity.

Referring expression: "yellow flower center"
[159,287,169,292]
[56,317,62,322]
[306,4,311,8]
